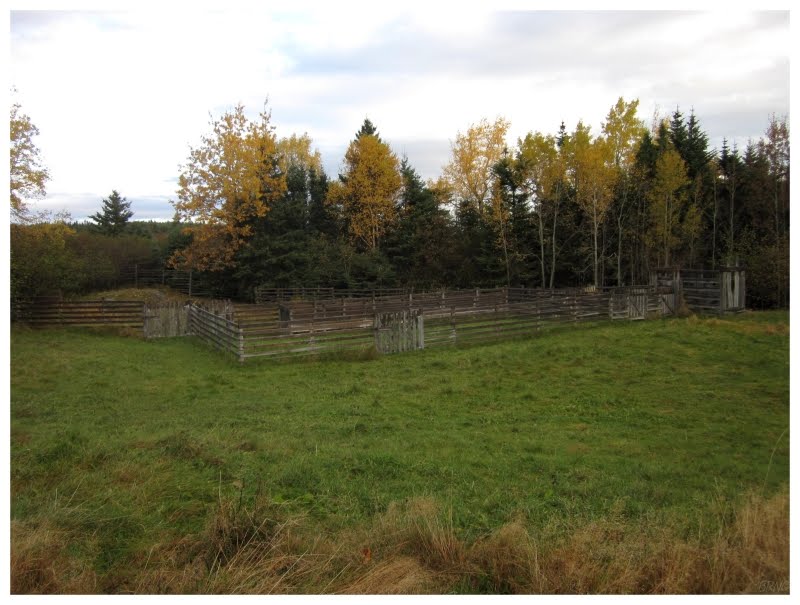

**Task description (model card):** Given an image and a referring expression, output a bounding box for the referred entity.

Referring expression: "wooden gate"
[628,288,648,320]
[374,310,424,354]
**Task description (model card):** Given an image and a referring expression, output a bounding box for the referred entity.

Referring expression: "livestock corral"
[12,268,746,363]
[16,285,677,362]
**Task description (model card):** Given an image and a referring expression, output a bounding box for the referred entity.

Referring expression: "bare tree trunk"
[593,202,599,287]
[617,213,623,286]
[728,172,736,262]
[549,197,560,289]
[537,209,546,288]
[500,219,511,287]
[712,175,718,269]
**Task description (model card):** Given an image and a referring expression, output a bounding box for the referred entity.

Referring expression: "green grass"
[10,311,789,592]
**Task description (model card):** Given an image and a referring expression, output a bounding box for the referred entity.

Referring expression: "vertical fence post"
[238,323,245,363]
[373,313,383,354]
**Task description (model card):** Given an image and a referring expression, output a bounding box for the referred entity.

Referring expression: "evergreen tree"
[556,121,568,149]
[382,158,457,288]
[684,110,714,179]
[90,190,134,236]
[669,108,688,159]
[635,131,659,178]
[355,118,380,141]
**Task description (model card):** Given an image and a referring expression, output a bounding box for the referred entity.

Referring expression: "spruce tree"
[684,109,714,179]
[669,108,688,159]
[90,190,133,236]
[355,118,380,141]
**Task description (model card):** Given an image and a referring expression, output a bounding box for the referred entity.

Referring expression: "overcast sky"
[8,3,792,221]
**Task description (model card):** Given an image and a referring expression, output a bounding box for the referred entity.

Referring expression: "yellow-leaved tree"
[10,100,50,222]
[648,147,690,267]
[442,117,510,214]
[171,103,286,271]
[327,129,401,251]
[565,121,615,287]
[276,133,323,175]
[516,131,564,287]
[601,97,646,285]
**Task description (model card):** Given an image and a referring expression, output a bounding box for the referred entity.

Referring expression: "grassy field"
[10,311,790,594]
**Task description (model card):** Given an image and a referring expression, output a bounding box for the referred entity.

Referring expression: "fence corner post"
[238,324,245,363]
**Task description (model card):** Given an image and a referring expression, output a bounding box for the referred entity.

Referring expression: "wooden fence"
[238,303,376,360]
[253,286,406,304]
[677,268,745,314]
[188,304,242,358]
[121,265,210,297]
[375,310,424,353]
[15,285,680,362]
[16,299,144,328]
[143,300,234,338]
[182,285,678,362]
[16,298,234,337]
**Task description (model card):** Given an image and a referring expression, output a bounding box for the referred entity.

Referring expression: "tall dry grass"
[11,488,789,595]
[10,520,98,594]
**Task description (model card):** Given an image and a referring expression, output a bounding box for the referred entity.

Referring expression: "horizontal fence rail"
[654,268,744,315]
[16,299,144,328]
[188,304,242,359]
[120,265,211,298]
[144,299,234,338]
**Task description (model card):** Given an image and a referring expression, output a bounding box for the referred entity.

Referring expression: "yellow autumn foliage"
[327,134,401,250]
[171,104,286,271]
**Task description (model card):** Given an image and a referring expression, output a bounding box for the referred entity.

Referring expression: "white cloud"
[9,9,791,220]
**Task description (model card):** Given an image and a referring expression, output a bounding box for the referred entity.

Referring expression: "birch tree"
[601,97,646,285]
[443,117,510,214]
[10,100,50,221]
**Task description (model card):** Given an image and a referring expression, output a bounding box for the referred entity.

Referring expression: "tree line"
[10,97,790,308]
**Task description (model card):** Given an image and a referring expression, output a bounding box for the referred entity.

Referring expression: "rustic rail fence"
[681,268,745,314]
[120,265,211,298]
[188,304,242,358]
[143,300,234,338]
[15,299,145,328]
[181,285,677,362]
[254,286,407,304]
[15,285,681,362]
[16,297,234,337]
[651,267,744,314]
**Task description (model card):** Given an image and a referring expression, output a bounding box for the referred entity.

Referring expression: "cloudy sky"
[8,2,792,221]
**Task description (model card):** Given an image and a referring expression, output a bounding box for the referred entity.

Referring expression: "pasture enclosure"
[14,285,678,361]
[14,267,744,363]
[190,285,678,362]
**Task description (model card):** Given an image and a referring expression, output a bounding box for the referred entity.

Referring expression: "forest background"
[10,97,790,309]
